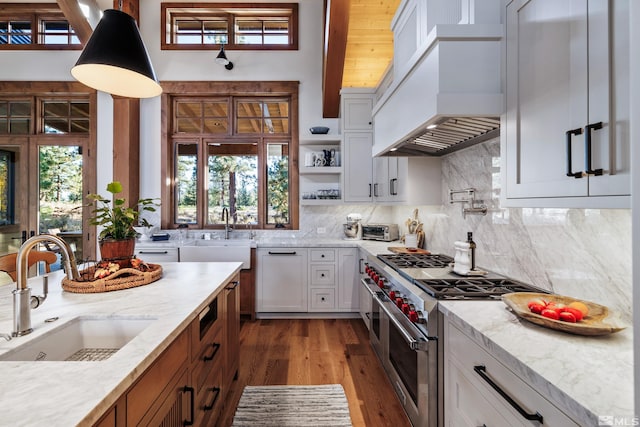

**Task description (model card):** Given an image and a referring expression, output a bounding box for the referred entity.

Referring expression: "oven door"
[364,279,387,362]
[386,313,438,427]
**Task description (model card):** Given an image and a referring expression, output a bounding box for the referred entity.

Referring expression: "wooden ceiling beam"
[322,0,349,118]
[56,0,95,45]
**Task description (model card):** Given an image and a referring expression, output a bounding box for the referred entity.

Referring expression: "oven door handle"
[361,278,434,351]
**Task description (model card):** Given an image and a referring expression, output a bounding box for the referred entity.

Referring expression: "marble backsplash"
[301,138,632,322]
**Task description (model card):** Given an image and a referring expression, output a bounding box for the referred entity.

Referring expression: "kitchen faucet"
[12,234,80,337]
[221,207,231,239]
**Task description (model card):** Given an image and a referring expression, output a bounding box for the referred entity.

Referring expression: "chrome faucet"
[221,207,231,239]
[12,234,80,337]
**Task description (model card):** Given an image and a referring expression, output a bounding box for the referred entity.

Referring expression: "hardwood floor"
[217,318,411,427]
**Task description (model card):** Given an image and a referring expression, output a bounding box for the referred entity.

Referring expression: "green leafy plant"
[88,181,158,240]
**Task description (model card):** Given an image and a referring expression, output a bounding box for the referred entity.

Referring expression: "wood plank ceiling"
[323,0,399,117]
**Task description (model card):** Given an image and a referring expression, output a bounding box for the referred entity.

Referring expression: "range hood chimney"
[372,23,503,157]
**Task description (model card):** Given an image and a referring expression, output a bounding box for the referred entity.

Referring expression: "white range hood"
[372,19,503,157]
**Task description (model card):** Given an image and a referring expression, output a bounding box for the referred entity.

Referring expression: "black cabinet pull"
[565,128,583,178]
[204,387,221,411]
[584,122,603,176]
[138,250,168,255]
[226,280,239,290]
[373,183,379,197]
[182,386,195,426]
[359,258,365,274]
[368,183,372,197]
[474,365,543,423]
[203,342,220,361]
[268,251,296,255]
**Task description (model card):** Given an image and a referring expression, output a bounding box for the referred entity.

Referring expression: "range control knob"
[365,265,370,275]
[402,303,413,315]
[396,297,404,308]
[378,278,385,288]
[408,310,419,323]
[388,290,397,300]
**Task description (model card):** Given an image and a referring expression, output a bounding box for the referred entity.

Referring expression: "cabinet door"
[587,0,630,197]
[342,96,373,131]
[338,248,359,311]
[343,132,373,202]
[224,277,240,389]
[372,157,389,201]
[257,249,308,312]
[504,0,589,199]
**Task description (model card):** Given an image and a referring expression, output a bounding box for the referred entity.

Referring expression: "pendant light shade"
[71,9,162,98]
[215,46,234,70]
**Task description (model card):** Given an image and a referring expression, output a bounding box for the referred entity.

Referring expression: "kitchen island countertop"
[439,299,633,426]
[0,262,241,426]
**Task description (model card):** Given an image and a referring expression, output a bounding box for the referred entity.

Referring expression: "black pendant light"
[71,9,162,98]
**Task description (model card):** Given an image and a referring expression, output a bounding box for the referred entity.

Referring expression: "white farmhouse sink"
[0,316,155,362]
[180,240,252,268]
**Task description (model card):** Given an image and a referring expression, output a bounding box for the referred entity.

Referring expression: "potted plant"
[88,181,158,267]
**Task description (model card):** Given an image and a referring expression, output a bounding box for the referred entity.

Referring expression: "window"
[0,100,31,134]
[0,150,15,225]
[162,82,299,230]
[0,5,80,49]
[42,100,90,134]
[162,3,298,50]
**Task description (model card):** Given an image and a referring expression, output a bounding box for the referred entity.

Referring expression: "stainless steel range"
[361,252,547,427]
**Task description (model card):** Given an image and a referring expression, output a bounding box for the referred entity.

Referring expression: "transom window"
[162,3,298,50]
[0,98,90,135]
[0,5,80,49]
[162,82,299,230]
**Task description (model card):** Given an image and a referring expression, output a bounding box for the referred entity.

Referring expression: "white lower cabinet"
[444,319,579,427]
[256,248,308,312]
[257,247,359,314]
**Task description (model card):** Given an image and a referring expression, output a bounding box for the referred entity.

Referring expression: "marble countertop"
[0,262,242,426]
[440,300,633,426]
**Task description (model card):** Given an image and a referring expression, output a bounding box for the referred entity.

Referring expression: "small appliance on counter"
[343,213,362,240]
[361,223,399,241]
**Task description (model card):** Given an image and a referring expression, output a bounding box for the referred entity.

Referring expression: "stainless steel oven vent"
[388,117,500,156]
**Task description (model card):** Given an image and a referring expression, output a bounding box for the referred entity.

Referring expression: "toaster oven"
[361,224,399,241]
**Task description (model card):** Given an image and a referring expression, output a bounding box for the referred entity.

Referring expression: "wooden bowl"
[502,292,626,336]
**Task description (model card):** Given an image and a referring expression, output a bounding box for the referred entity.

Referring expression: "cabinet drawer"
[447,323,579,427]
[190,296,223,362]
[192,322,224,396]
[134,247,179,263]
[310,264,336,286]
[193,347,224,426]
[310,249,335,262]
[310,288,336,310]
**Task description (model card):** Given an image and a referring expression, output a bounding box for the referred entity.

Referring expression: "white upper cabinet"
[502,0,630,208]
[342,96,374,131]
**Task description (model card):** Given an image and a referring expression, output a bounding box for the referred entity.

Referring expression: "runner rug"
[231,384,353,426]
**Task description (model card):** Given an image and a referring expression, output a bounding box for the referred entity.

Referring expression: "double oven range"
[360,252,546,427]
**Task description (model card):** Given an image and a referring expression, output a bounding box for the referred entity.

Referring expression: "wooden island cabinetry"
[93,273,241,427]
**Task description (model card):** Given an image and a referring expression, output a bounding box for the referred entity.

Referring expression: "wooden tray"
[62,263,163,293]
[388,246,431,254]
[502,292,626,336]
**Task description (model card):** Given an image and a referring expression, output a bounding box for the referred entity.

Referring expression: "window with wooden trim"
[162,82,299,230]
[0,5,81,49]
[162,3,298,50]
[0,97,90,135]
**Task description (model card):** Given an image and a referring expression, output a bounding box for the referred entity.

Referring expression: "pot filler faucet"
[221,207,232,240]
[12,234,80,337]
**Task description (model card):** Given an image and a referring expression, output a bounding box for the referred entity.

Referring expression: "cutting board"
[388,247,431,254]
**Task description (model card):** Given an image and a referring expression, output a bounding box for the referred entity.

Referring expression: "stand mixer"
[343,213,362,240]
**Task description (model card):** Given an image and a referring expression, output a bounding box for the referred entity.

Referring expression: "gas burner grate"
[414,278,547,300]
[378,253,454,269]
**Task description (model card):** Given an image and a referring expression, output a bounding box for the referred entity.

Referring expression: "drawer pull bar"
[203,343,221,361]
[182,385,195,426]
[565,127,583,178]
[473,365,543,423]
[204,386,221,411]
[268,251,297,255]
[138,250,169,254]
[226,280,239,290]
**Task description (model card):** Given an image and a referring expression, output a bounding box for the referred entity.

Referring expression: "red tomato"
[541,309,560,320]
[528,303,546,315]
[561,307,583,322]
[559,311,577,323]
[527,298,548,309]
[545,303,566,315]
